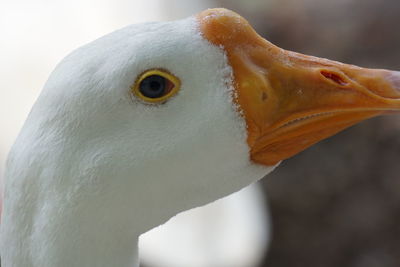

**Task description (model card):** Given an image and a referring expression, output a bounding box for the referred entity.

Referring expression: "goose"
[1,8,400,267]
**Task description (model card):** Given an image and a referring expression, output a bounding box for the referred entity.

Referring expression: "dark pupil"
[139,75,166,98]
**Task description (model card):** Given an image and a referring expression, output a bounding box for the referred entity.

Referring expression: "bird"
[1,7,400,267]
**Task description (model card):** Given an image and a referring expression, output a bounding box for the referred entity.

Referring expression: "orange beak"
[198,8,400,166]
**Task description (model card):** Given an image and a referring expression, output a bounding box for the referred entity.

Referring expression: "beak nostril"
[320,70,348,86]
[261,92,268,101]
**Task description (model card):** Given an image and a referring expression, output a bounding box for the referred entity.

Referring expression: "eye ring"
[132,69,181,104]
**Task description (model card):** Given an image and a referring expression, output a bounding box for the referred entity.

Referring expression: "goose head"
[2,8,400,267]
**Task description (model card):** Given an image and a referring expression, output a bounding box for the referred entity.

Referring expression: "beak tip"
[388,71,400,93]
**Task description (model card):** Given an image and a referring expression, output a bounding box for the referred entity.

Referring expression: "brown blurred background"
[215,0,400,266]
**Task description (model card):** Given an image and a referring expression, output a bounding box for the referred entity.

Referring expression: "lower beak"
[198,8,400,166]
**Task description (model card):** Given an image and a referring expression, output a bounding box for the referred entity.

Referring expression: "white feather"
[1,16,276,267]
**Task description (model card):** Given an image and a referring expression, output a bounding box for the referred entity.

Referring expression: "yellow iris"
[132,69,181,104]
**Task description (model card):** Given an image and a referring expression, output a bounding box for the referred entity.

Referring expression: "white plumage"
[0,15,275,267]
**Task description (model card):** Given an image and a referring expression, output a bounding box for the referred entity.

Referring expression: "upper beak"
[198,8,400,166]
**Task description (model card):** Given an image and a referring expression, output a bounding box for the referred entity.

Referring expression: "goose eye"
[132,69,181,104]
[140,75,166,98]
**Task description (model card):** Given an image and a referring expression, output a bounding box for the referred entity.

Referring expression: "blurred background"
[1,0,399,267]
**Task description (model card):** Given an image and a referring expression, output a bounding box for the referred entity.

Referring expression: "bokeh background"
[1,0,399,267]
